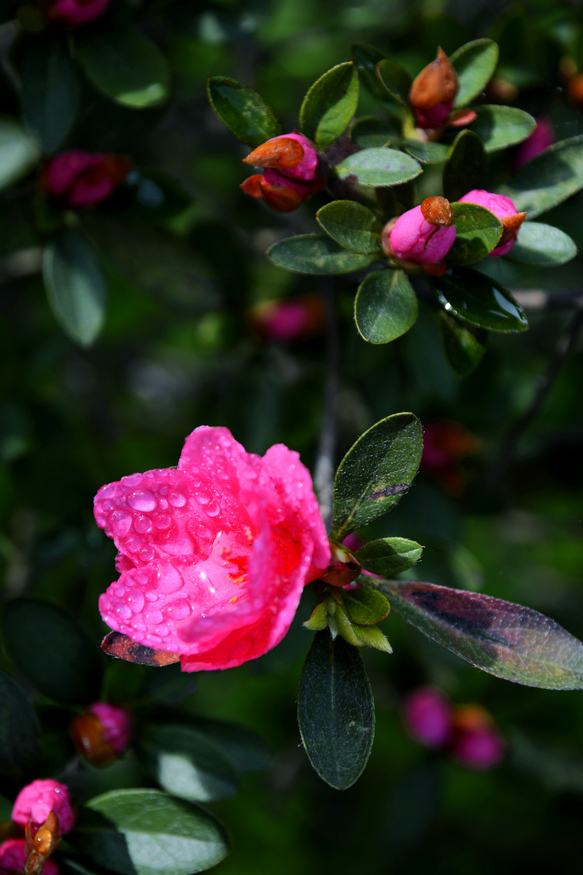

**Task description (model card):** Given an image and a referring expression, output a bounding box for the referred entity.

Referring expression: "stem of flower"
[314,280,339,533]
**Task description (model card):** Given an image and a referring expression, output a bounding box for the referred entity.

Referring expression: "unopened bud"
[409,48,457,128]
[458,190,526,256]
[319,541,361,587]
[383,200,456,265]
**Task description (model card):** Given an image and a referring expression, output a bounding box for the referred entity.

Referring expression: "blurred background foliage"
[2,0,583,873]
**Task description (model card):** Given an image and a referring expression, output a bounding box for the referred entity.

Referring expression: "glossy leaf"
[355,537,424,576]
[299,63,359,151]
[332,412,423,539]
[442,130,486,202]
[21,39,80,153]
[297,631,375,789]
[343,589,391,625]
[404,140,449,165]
[468,105,536,153]
[317,200,382,254]
[0,671,42,788]
[43,229,106,346]
[377,580,583,689]
[439,311,486,377]
[351,116,394,148]
[75,789,230,875]
[354,269,418,344]
[506,222,577,266]
[0,117,40,190]
[3,598,102,704]
[433,268,528,333]
[376,58,413,105]
[77,30,169,108]
[450,39,499,107]
[447,202,502,265]
[206,77,282,147]
[335,147,422,187]
[136,724,239,802]
[267,234,377,275]
[351,43,391,103]
[502,136,583,218]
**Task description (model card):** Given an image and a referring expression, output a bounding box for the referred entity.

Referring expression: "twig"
[314,280,339,533]
[513,289,583,310]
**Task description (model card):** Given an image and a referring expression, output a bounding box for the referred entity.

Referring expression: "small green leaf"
[404,140,449,165]
[299,63,359,151]
[43,229,106,346]
[3,598,102,704]
[317,200,382,254]
[351,43,391,103]
[297,631,375,790]
[354,269,418,344]
[304,602,329,631]
[335,147,422,187]
[468,105,536,153]
[75,789,230,875]
[448,202,502,265]
[442,130,486,202]
[343,588,391,625]
[352,623,393,652]
[351,116,394,149]
[355,537,423,576]
[136,724,239,802]
[267,234,377,275]
[77,30,169,108]
[0,671,42,790]
[450,39,499,108]
[0,117,40,190]
[377,580,583,689]
[376,58,413,105]
[21,39,80,154]
[506,222,577,266]
[501,135,583,218]
[433,267,528,333]
[332,412,423,539]
[439,311,486,377]
[206,77,282,148]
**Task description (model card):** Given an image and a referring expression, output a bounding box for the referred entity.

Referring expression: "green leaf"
[77,30,169,108]
[206,77,282,148]
[376,58,413,105]
[297,631,375,790]
[404,140,449,165]
[187,718,270,773]
[506,222,577,266]
[316,200,382,254]
[442,130,486,202]
[355,537,423,576]
[2,598,102,704]
[0,671,42,789]
[136,724,239,802]
[267,234,377,275]
[351,43,391,103]
[354,269,418,344]
[376,580,583,689]
[21,39,80,154]
[450,39,499,108]
[501,135,583,218]
[335,147,422,187]
[299,62,359,151]
[351,116,394,149]
[332,412,423,539]
[433,267,528,333]
[0,117,40,190]
[43,229,106,346]
[75,789,230,875]
[447,202,502,265]
[439,311,486,377]
[468,105,536,153]
[343,588,391,625]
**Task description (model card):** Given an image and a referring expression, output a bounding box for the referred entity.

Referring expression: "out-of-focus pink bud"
[513,117,555,170]
[88,703,133,755]
[402,686,453,748]
[250,294,326,342]
[241,133,325,211]
[458,189,526,256]
[0,839,59,875]
[409,48,458,129]
[421,420,480,495]
[11,780,75,838]
[39,151,132,209]
[383,197,456,266]
[449,704,506,770]
[44,0,112,27]
[70,702,133,765]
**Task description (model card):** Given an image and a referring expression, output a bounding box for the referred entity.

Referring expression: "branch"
[513,289,583,310]
[314,281,339,533]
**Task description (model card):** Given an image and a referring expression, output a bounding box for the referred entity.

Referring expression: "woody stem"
[314,280,339,533]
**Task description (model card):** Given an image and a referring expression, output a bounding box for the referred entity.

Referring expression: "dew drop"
[205,501,220,517]
[124,473,142,487]
[169,491,187,508]
[157,565,185,594]
[195,491,212,506]
[164,598,192,620]
[159,499,168,510]
[125,534,141,553]
[160,485,169,496]
[99,483,116,499]
[127,589,145,614]
[128,490,157,512]
[134,515,152,534]
[110,510,132,537]
[154,624,170,638]
[116,604,132,620]
[145,592,158,602]
[144,608,163,625]
[154,514,172,530]
[139,546,155,563]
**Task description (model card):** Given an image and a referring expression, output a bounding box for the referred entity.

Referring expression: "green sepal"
[304,602,329,632]
[352,623,393,653]
[343,588,391,625]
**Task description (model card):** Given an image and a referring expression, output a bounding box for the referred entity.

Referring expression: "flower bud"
[383,197,456,266]
[421,420,480,495]
[70,702,133,765]
[319,541,361,587]
[11,780,75,838]
[43,0,112,27]
[409,48,458,128]
[241,133,324,211]
[402,686,452,748]
[39,150,132,209]
[449,704,506,770]
[0,839,59,875]
[513,116,555,170]
[250,294,326,343]
[458,189,526,256]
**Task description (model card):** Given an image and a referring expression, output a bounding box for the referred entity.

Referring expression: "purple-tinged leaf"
[374,580,583,689]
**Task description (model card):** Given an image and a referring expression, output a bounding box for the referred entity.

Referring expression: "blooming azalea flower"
[95,426,331,671]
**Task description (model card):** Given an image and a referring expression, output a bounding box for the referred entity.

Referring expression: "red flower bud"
[39,150,132,209]
[241,133,325,212]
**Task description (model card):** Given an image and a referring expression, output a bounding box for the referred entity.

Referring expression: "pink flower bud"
[95,426,331,672]
[11,780,75,837]
[39,151,131,209]
[449,704,506,770]
[241,133,325,211]
[409,48,457,129]
[384,197,456,265]
[458,189,526,257]
[70,702,133,765]
[87,702,133,755]
[44,0,112,27]
[250,295,326,342]
[402,686,453,748]
[0,839,59,875]
[513,116,555,170]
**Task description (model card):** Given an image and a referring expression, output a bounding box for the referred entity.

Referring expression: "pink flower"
[0,839,58,875]
[241,133,325,211]
[402,686,453,748]
[450,704,506,770]
[384,196,456,266]
[39,150,131,209]
[11,780,75,837]
[251,295,326,343]
[458,189,526,257]
[44,0,112,27]
[95,426,331,671]
[513,116,555,170]
[88,702,133,754]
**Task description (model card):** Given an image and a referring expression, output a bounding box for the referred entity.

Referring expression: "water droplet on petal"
[154,514,172,529]
[206,501,220,517]
[128,490,157,512]
[169,491,187,508]
[99,483,116,498]
[134,516,152,534]
[157,565,184,594]
[116,604,132,620]
[195,491,212,505]
[110,510,132,537]
[139,546,155,563]
[125,534,141,553]
[127,589,145,614]
[164,598,192,620]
